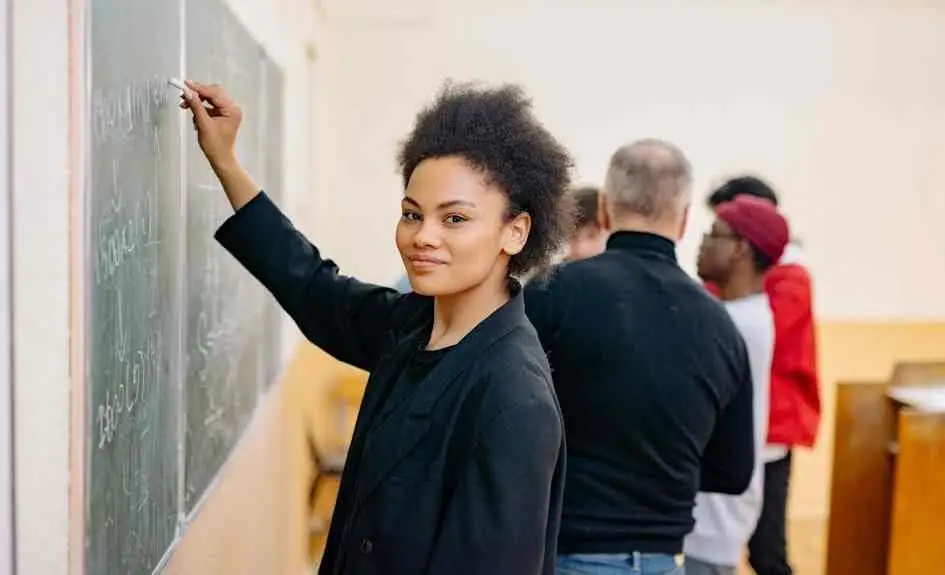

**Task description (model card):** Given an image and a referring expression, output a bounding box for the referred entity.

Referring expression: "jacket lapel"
[352,284,527,511]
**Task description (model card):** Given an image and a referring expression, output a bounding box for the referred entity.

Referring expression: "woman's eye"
[444,214,467,225]
[401,211,421,222]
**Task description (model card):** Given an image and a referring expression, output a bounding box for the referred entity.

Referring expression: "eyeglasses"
[702,231,740,241]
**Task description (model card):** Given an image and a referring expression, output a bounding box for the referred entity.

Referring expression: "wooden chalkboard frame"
[68,0,89,571]
[67,0,288,573]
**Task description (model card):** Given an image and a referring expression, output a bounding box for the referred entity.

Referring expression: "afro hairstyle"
[396,81,574,278]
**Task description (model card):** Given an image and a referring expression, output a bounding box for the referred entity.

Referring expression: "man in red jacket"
[705,177,820,575]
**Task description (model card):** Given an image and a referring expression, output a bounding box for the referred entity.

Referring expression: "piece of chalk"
[168,77,197,100]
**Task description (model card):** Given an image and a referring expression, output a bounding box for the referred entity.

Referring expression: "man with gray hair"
[525,139,755,574]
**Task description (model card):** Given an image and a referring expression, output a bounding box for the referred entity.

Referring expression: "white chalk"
[168,77,195,99]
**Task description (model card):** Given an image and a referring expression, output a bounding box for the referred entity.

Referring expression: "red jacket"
[706,261,821,447]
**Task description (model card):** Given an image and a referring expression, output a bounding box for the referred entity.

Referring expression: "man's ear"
[677,203,691,241]
[503,211,531,257]
[735,237,753,261]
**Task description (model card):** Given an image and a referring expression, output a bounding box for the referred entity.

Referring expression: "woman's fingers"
[182,84,212,131]
[185,81,234,111]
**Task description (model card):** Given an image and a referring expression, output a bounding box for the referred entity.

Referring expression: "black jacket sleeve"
[214,192,403,372]
[699,352,755,494]
[426,394,564,574]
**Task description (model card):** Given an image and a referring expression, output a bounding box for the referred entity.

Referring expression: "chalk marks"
[94,158,160,287]
[91,76,171,146]
[96,299,163,450]
[87,13,182,573]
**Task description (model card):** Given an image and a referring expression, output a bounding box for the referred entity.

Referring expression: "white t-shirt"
[684,293,775,567]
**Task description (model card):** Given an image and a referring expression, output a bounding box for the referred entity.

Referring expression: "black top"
[215,192,565,575]
[371,345,452,430]
[525,231,754,555]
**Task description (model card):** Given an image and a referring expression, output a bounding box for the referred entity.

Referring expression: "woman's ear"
[503,212,531,257]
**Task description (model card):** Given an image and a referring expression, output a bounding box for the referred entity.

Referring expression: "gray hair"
[603,138,693,219]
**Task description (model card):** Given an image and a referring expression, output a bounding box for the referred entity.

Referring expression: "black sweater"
[524,231,754,555]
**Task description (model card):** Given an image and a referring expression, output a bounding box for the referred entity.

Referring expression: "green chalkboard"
[85,0,287,571]
[87,0,182,572]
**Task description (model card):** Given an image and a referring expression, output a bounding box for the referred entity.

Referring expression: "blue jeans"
[556,552,685,574]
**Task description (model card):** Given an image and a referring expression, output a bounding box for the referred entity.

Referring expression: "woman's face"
[396,156,530,297]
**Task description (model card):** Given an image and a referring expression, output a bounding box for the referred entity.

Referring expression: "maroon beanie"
[715,195,790,262]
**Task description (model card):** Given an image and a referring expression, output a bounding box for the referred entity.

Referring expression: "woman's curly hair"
[397,81,575,278]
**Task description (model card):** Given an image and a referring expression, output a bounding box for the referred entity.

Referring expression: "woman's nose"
[412,221,441,248]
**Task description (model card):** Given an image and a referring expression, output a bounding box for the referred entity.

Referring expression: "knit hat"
[715,195,790,262]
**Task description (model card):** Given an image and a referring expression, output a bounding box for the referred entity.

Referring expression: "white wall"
[10,0,320,572]
[0,0,14,572]
[12,0,72,572]
[318,0,945,320]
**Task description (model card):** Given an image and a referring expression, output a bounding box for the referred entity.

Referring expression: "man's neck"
[609,214,679,243]
[717,270,765,302]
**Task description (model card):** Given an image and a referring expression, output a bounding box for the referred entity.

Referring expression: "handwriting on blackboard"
[92,77,170,146]
[95,157,160,287]
[97,287,164,450]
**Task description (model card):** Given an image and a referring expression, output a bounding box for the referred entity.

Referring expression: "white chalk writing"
[97,288,164,450]
[94,157,160,286]
[91,76,171,146]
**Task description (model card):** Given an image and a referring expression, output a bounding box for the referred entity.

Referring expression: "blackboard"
[85,0,286,572]
[87,0,183,572]
[183,0,268,514]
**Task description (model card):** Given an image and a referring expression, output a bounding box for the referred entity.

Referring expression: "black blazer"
[215,193,566,575]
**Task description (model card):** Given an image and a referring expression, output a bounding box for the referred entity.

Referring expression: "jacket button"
[360,538,373,554]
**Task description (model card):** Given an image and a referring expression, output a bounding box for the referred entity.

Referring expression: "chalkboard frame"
[67,0,88,571]
[68,0,289,572]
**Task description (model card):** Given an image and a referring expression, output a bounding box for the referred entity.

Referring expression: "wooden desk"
[826,362,945,574]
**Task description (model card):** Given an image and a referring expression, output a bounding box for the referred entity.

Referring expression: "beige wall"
[313,2,945,520]
[12,0,73,571]
[316,0,945,322]
[313,0,945,527]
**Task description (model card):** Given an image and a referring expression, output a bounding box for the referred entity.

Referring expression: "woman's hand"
[179,80,260,211]
[179,80,242,171]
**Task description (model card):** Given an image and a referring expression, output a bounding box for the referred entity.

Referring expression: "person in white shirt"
[685,195,791,575]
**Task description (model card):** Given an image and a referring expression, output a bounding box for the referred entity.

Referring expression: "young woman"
[180,80,572,574]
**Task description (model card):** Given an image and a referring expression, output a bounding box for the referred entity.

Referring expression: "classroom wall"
[316,0,945,323]
[0,1,14,572]
[10,0,322,572]
[12,0,72,571]
[312,0,945,523]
